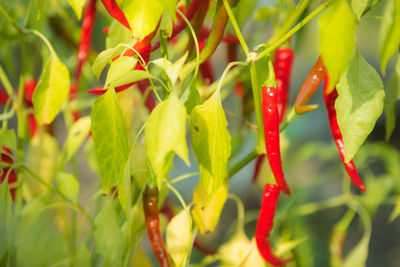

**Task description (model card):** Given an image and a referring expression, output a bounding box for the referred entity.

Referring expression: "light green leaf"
[123,0,164,39]
[166,207,192,267]
[72,244,91,267]
[112,70,152,88]
[106,20,133,50]
[105,56,138,87]
[91,89,129,194]
[56,172,79,204]
[390,197,400,222]
[0,129,16,152]
[234,0,257,26]
[319,0,356,93]
[351,0,369,20]
[219,230,251,266]
[190,92,231,203]
[159,0,177,20]
[145,94,189,188]
[254,6,278,21]
[152,52,188,87]
[94,202,124,262]
[160,11,173,37]
[238,238,265,267]
[192,179,228,234]
[66,0,86,19]
[380,0,400,75]
[92,47,120,79]
[63,116,91,163]
[33,54,70,125]
[384,56,400,140]
[0,179,12,259]
[336,51,385,163]
[118,156,131,212]
[22,133,59,199]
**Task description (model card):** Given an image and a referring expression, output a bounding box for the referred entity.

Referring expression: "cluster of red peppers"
[254,50,367,265]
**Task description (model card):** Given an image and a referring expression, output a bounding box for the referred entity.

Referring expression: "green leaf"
[190,92,231,203]
[219,230,251,266]
[238,238,265,267]
[106,20,133,50]
[112,70,152,88]
[105,56,138,87]
[33,54,70,125]
[192,179,228,234]
[123,0,164,39]
[92,47,120,79]
[384,56,400,140]
[118,156,131,212]
[234,0,257,26]
[336,50,385,163]
[160,11,174,37]
[379,0,400,75]
[152,52,188,87]
[184,84,202,114]
[0,180,12,259]
[166,207,192,267]
[91,89,129,194]
[94,202,124,262]
[351,0,369,21]
[56,172,80,204]
[66,0,86,19]
[72,244,91,267]
[159,0,177,20]
[319,0,356,93]
[0,129,16,152]
[390,196,400,222]
[254,6,278,21]
[22,133,59,199]
[145,94,189,188]
[62,116,91,163]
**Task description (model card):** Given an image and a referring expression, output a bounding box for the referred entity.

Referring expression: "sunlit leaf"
[33,54,70,125]
[92,47,119,79]
[56,172,79,204]
[106,20,133,50]
[190,92,231,203]
[0,180,12,259]
[145,94,189,188]
[117,88,135,134]
[192,179,228,234]
[319,0,355,93]
[336,50,385,162]
[239,238,265,267]
[132,248,152,267]
[379,0,400,75]
[219,230,251,266]
[254,6,278,21]
[105,56,138,87]
[384,56,400,140]
[112,70,152,88]
[351,0,369,21]
[166,207,192,267]
[123,0,164,39]
[152,53,188,87]
[0,129,16,152]
[94,202,124,262]
[91,89,129,194]
[159,0,177,20]
[72,244,91,267]
[62,116,91,163]
[66,0,86,19]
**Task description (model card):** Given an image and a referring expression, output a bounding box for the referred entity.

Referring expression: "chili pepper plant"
[1,0,400,266]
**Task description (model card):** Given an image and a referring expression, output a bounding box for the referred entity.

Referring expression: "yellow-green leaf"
[145,94,189,188]
[92,46,120,79]
[192,179,228,234]
[56,172,79,204]
[123,0,164,39]
[336,50,385,163]
[319,0,356,93]
[66,0,86,20]
[62,116,91,163]
[105,56,138,87]
[351,0,369,21]
[239,238,265,267]
[379,0,400,75]
[33,54,70,125]
[152,52,188,87]
[166,207,192,267]
[190,92,231,204]
[91,89,129,194]
[106,20,133,50]
[219,230,251,266]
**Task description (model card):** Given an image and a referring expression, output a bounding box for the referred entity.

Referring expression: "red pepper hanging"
[323,76,366,192]
[273,47,294,122]
[255,184,291,266]
[23,78,39,138]
[1,147,17,200]
[143,185,172,267]
[0,86,9,105]
[101,0,131,30]
[262,60,291,195]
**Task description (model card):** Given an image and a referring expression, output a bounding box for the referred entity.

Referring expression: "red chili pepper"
[262,61,291,195]
[23,78,39,138]
[273,47,294,122]
[143,185,172,267]
[1,146,17,200]
[294,56,326,115]
[0,86,9,105]
[255,184,291,266]
[101,0,131,30]
[323,76,366,192]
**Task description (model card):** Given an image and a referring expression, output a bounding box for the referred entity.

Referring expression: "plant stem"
[228,148,259,178]
[257,1,330,60]
[222,0,249,55]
